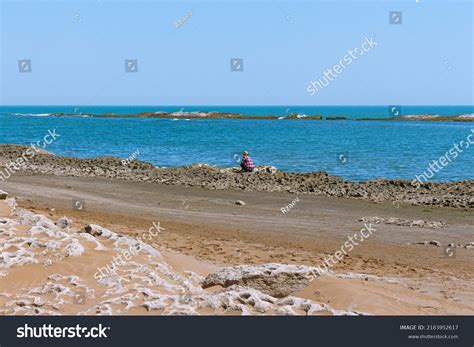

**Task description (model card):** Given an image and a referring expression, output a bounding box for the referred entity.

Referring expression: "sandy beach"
[1,146,473,315]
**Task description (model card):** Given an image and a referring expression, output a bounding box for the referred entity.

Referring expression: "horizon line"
[1,104,473,107]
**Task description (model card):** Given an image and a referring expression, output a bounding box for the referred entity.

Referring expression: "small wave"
[171,118,191,121]
[458,113,474,119]
[402,114,439,119]
[11,113,52,117]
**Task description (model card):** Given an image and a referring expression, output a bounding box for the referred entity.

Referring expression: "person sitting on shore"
[240,151,255,172]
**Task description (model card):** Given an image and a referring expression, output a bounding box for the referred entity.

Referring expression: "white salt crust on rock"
[202,263,321,297]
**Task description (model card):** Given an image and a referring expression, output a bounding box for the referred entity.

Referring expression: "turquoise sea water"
[0,106,473,182]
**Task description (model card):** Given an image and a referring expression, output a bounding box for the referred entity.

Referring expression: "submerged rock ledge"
[0,145,472,210]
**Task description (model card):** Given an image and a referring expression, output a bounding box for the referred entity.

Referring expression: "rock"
[425,221,445,229]
[410,241,428,245]
[202,263,318,298]
[64,239,84,257]
[359,216,384,224]
[235,200,246,206]
[411,220,425,227]
[358,216,444,229]
[56,216,73,229]
[0,190,8,200]
[465,242,474,249]
[259,165,278,174]
[409,240,441,247]
[82,224,102,237]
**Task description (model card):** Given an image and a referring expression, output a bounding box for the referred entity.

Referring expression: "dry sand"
[1,174,473,315]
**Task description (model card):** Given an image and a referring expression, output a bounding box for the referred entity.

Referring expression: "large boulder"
[202,263,318,298]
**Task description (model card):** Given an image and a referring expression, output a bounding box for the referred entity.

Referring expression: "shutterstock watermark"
[17,323,109,338]
[411,128,474,189]
[306,36,378,96]
[174,10,192,29]
[0,129,60,182]
[313,223,376,275]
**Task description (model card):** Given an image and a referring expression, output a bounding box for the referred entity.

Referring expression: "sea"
[0,105,473,182]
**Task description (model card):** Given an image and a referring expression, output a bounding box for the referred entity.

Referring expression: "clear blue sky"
[1,0,472,105]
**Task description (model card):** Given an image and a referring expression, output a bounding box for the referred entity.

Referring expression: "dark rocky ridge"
[0,145,473,210]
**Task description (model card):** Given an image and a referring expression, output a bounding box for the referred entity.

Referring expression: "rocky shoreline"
[0,145,473,210]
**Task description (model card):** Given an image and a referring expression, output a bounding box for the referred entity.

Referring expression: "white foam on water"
[402,114,440,119]
[11,113,52,117]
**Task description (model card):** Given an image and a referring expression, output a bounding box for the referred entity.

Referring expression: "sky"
[0,0,472,106]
